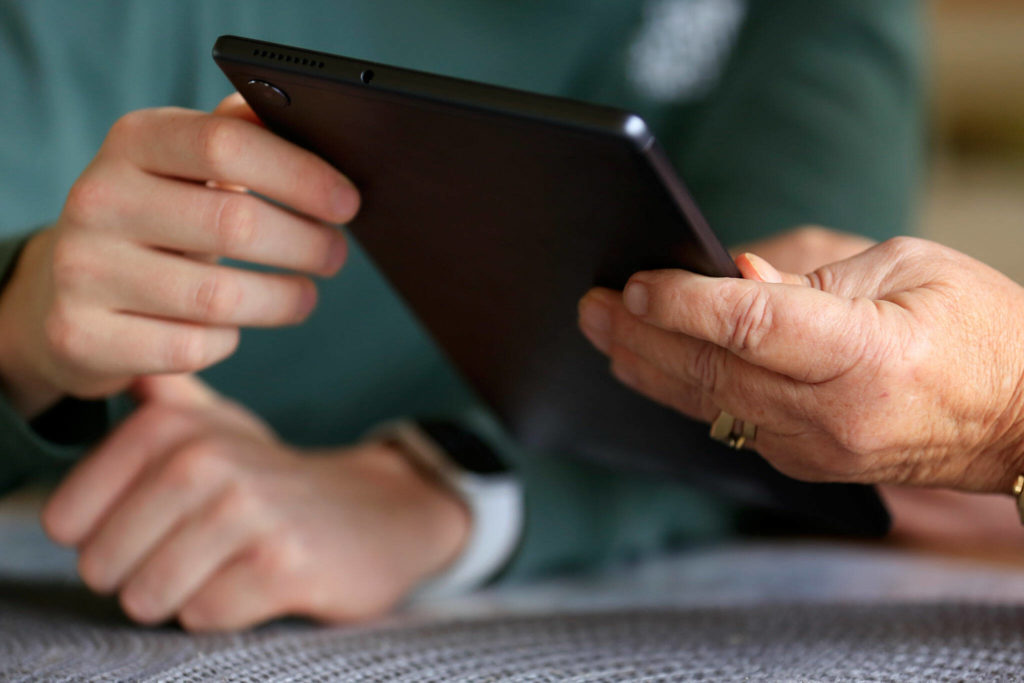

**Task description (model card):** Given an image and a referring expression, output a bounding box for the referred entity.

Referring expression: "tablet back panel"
[214,36,889,536]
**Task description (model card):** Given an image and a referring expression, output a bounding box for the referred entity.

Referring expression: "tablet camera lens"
[360,69,374,85]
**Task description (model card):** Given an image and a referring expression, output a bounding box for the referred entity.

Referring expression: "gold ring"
[710,411,757,450]
[1013,475,1024,526]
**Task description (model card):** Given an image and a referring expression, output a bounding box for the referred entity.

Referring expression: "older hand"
[578,236,1024,494]
[42,374,468,631]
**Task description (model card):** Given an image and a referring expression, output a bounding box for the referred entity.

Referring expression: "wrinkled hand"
[42,374,468,631]
[0,94,359,416]
[578,235,1024,494]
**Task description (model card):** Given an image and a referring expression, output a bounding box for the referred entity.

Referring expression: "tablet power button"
[245,80,290,107]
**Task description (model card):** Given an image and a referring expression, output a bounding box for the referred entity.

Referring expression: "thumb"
[130,373,222,408]
[211,92,264,127]
[623,268,880,383]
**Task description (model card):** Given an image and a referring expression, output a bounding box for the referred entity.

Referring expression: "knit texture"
[4,499,1024,682]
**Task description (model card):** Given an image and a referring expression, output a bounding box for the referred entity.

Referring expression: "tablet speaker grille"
[252,48,325,70]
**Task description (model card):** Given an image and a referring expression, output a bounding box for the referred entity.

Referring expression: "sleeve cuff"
[0,229,118,492]
[365,419,524,598]
[417,465,523,597]
[0,392,111,493]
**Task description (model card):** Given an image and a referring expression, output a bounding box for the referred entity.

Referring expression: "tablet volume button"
[246,79,291,107]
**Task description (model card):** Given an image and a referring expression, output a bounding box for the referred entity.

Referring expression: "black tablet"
[214,35,888,536]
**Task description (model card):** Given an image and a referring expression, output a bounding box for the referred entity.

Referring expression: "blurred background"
[923,0,1024,282]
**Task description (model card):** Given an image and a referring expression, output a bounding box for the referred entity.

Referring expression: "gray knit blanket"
[3,491,1024,681]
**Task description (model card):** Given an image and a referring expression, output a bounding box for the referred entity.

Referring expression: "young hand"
[42,374,468,631]
[0,94,359,416]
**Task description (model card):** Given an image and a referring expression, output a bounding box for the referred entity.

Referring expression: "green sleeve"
[659,0,925,245]
[505,451,736,579]
[453,407,736,582]
[0,231,114,496]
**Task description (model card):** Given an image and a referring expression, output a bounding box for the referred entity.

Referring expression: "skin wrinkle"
[852,282,1019,486]
[991,364,1024,458]
[900,278,1020,485]
[583,230,1024,493]
[725,283,774,355]
[798,296,880,389]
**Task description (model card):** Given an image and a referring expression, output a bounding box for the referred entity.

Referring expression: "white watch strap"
[366,420,524,597]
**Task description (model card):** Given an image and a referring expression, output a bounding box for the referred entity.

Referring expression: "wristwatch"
[367,419,523,597]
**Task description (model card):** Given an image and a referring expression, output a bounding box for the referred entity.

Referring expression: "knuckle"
[107,110,146,145]
[49,236,93,293]
[805,265,833,293]
[192,272,241,323]
[832,417,888,465]
[43,304,86,364]
[165,328,212,371]
[690,343,723,395]
[196,117,242,176]
[213,484,262,524]
[726,284,774,353]
[164,442,227,491]
[212,195,257,255]
[252,537,308,578]
[878,236,925,262]
[63,176,113,227]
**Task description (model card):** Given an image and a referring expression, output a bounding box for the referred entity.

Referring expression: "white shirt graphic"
[629,0,748,102]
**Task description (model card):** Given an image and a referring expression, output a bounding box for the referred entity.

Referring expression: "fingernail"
[579,296,611,353]
[623,282,648,316]
[743,253,783,284]
[300,282,318,317]
[325,237,347,274]
[332,183,357,223]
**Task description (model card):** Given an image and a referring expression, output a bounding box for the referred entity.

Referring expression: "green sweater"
[0,0,922,579]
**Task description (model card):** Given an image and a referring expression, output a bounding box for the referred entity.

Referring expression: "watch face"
[418,420,509,475]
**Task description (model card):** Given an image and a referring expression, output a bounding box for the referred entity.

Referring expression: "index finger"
[620,270,900,383]
[108,107,360,225]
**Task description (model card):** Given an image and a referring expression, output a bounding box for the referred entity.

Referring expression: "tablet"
[214,35,888,536]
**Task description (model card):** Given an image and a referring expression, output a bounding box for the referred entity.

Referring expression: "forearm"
[0,227,115,496]
[0,228,65,417]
